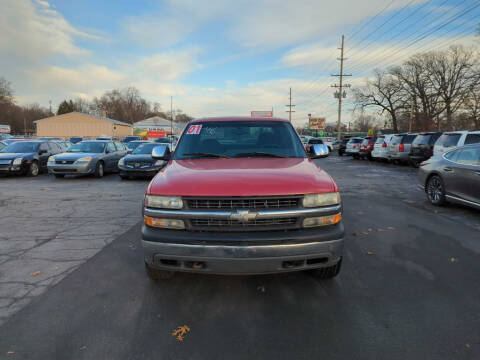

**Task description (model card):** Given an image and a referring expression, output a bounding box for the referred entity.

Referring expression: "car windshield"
[68,142,105,153]
[349,138,363,144]
[436,134,461,147]
[174,121,305,159]
[413,134,431,145]
[0,142,40,153]
[390,135,404,145]
[127,141,147,150]
[155,137,171,143]
[375,137,385,144]
[132,143,158,155]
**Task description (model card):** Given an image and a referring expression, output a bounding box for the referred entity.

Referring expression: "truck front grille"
[186,197,300,210]
[190,217,298,231]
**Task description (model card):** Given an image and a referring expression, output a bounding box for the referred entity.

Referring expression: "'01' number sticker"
[187,125,202,135]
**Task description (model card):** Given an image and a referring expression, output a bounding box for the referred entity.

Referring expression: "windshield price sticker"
[187,125,202,135]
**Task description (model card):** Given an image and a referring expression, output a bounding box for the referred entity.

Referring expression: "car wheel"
[94,161,104,178]
[145,262,175,281]
[338,151,343,156]
[27,161,39,177]
[309,258,342,279]
[426,175,446,206]
[54,174,64,178]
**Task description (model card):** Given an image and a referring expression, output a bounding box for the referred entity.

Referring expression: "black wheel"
[54,174,64,178]
[367,154,373,161]
[338,151,343,156]
[27,161,39,177]
[308,258,342,279]
[94,161,104,178]
[426,175,446,206]
[145,262,175,281]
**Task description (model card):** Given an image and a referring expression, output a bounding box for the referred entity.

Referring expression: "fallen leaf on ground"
[377,228,385,232]
[366,251,373,255]
[387,226,396,230]
[31,271,44,277]
[80,346,87,350]
[363,232,369,235]
[450,257,458,263]
[353,232,359,236]
[7,351,14,355]
[172,325,191,341]
[466,344,471,349]
[257,285,265,293]
[368,228,373,232]
[53,266,60,270]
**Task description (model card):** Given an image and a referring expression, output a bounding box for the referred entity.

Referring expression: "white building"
[133,116,184,134]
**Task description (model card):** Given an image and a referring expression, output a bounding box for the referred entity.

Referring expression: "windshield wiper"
[181,152,230,158]
[233,152,286,158]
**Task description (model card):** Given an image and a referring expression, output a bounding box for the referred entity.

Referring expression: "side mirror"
[309,144,328,159]
[127,149,132,154]
[152,145,170,160]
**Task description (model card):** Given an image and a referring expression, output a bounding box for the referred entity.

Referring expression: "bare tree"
[353,70,406,132]
[428,46,477,130]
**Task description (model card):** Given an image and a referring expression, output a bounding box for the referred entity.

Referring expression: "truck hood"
[148,158,337,196]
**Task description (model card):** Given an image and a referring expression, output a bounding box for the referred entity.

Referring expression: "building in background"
[34,112,132,138]
[133,116,184,138]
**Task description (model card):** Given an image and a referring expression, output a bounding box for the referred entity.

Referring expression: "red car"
[142,117,344,279]
[359,136,376,160]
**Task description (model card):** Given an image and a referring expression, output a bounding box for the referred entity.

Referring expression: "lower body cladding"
[389,153,410,163]
[0,164,27,175]
[142,223,344,275]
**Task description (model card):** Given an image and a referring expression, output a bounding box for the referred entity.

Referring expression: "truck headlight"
[303,213,342,228]
[75,156,92,163]
[13,157,23,165]
[118,157,125,166]
[154,160,165,166]
[145,195,183,209]
[48,156,55,163]
[144,216,185,229]
[302,192,341,207]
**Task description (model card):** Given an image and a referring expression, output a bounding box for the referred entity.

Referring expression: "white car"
[372,134,394,161]
[321,137,334,152]
[433,131,480,156]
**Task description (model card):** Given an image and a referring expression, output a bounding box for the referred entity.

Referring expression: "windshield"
[155,137,171,143]
[68,142,105,153]
[0,142,40,153]
[349,138,363,144]
[375,137,385,144]
[132,143,158,154]
[436,134,461,147]
[127,141,147,150]
[174,121,305,159]
[390,135,404,145]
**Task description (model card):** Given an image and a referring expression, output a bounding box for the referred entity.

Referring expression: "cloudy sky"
[0,0,478,125]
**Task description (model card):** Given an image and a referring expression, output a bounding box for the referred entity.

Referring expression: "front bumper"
[345,148,359,155]
[0,164,27,175]
[47,162,94,175]
[371,149,389,159]
[119,165,161,177]
[142,222,345,274]
[389,152,409,160]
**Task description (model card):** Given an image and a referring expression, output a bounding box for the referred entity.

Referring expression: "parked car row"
[0,138,172,179]
[341,130,480,167]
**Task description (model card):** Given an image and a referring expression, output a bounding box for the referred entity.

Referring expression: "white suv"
[434,131,480,156]
[372,134,394,161]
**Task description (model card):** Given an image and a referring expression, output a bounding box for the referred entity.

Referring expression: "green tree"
[57,100,75,115]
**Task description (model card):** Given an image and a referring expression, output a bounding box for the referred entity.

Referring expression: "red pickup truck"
[142,117,344,279]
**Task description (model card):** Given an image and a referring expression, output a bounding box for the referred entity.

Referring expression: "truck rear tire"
[145,262,175,280]
[309,258,342,279]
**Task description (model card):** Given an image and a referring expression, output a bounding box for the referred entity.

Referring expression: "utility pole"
[170,95,174,144]
[285,87,295,122]
[331,35,351,140]
[49,100,52,115]
[24,117,26,135]
[409,102,414,132]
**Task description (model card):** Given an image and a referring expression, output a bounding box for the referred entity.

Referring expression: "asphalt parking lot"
[1,156,479,360]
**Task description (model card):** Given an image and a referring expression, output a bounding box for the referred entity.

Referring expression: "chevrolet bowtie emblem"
[230,210,258,222]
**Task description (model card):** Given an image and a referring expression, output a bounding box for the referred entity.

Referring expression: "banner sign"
[309,118,325,130]
[251,111,273,117]
[147,130,167,138]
